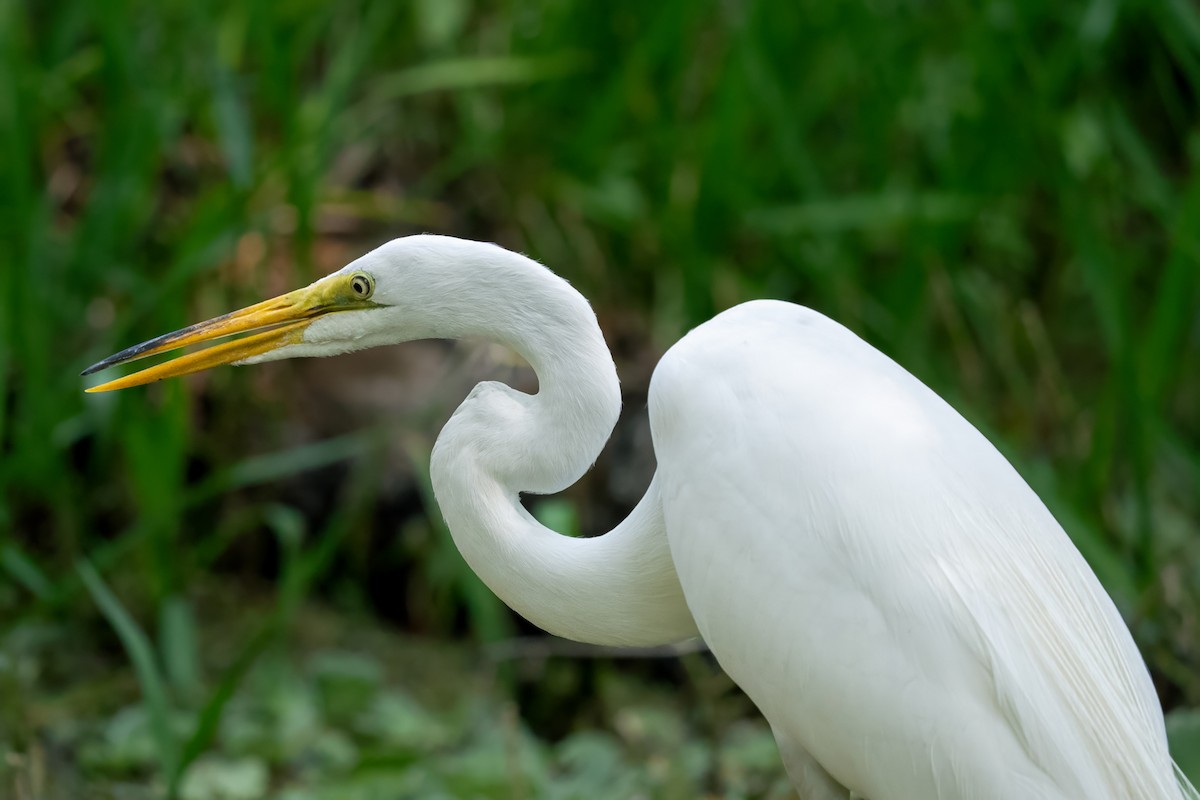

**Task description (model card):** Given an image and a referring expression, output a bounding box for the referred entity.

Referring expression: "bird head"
[82,235,516,392]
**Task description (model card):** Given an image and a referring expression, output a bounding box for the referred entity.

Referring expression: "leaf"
[186,431,373,504]
[178,755,269,800]
[161,594,202,702]
[78,560,180,780]
[169,618,282,798]
[371,54,583,100]
[0,544,52,600]
[310,650,383,725]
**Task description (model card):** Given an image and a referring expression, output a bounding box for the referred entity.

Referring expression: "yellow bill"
[82,271,377,393]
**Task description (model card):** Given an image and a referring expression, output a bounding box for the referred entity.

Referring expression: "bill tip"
[81,359,113,377]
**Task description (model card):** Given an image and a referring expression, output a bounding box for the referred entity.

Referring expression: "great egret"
[84,235,1196,799]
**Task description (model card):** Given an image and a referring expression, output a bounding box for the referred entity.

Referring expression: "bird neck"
[428,255,697,646]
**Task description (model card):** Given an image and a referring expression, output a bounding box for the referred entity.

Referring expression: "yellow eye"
[349,272,374,299]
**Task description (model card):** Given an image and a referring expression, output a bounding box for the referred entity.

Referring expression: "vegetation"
[2,0,1198,796]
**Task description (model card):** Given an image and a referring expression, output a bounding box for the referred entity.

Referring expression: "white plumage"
[86,235,1198,799]
[653,300,1192,798]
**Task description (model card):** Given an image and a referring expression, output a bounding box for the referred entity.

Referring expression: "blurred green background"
[2,0,1199,797]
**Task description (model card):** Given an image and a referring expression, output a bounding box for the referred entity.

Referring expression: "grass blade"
[167,617,281,799]
[77,560,179,780]
[370,54,584,100]
[0,545,53,601]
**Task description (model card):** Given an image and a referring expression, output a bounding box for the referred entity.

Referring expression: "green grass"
[1,0,1199,795]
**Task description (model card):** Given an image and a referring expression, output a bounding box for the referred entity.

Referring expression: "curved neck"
[428,253,697,646]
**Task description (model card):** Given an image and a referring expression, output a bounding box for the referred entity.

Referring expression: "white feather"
[651,300,1195,798]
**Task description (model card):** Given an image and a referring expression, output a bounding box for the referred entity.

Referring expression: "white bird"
[84,235,1197,799]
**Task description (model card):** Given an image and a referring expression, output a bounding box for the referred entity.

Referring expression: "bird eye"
[349,273,374,299]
